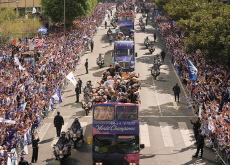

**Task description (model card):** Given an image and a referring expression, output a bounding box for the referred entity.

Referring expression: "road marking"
[160,122,174,147]
[178,122,194,147]
[50,122,69,147]
[168,96,180,110]
[140,123,150,147]
[39,123,51,141]
[152,79,162,116]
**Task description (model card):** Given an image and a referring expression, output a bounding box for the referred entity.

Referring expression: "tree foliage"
[162,0,230,64]
[0,8,41,46]
[41,0,98,27]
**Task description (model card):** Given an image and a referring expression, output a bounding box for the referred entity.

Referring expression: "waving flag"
[56,88,62,104]
[17,102,27,111]
[23,133,29,154]
[38,27,48,34]
[186,59,198,80]
[66,72,77,86]
[174,62,182,76]
[14,57,25,70]
[37,39,43,47]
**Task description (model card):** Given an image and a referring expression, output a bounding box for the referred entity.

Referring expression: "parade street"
[23,12,218,165]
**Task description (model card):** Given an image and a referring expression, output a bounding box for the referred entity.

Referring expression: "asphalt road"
[23,12,219,165]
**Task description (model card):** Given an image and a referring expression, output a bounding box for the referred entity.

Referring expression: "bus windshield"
[93,135,139,154]
[93,134,115,153]
[116,135,139,154]
[116,49,133,55]
[117,106,138,120]
[93,106,115,120]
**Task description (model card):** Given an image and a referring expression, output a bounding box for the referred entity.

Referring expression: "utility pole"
[64,0,66,36]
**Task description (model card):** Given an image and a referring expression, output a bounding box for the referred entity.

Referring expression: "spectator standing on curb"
[193,128,206,158]
[146,18,148,26]
[31,134,40,163]
[153,33,157,42]
[172,83,180,102]
[77,78,82,94]
[18,156,29,165]
[160,49,166,62]
[75,84,80,103]
[90,40,94,52]
[105,21,107,29]
[85,59,89,74]
[54,111,64,137]
[190,117,201,144]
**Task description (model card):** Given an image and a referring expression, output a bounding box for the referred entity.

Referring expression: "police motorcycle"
[155,54,163,67]
[82,83,93,116]
[144,36,150,48]
[151,63,160,80]
[107,28,112,37]
[139,17,143,23]
[96,53,104,68]
[109,34,113,45]
[139,21,145,32]
[110,19,117,29]
[67,119,84,148]
[82,93,92,116]
[148,41,155,54]
[53,132,71,165]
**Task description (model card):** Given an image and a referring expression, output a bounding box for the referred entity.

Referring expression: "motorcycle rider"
[97,53,104,63]
[107,28,112,37]
[70,118,84,143]
[55,131,71,159]
[109,34,113,45]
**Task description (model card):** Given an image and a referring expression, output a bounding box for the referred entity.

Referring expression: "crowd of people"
[83,64,145,106]
[153,5,230,162]
[0,3,114,164]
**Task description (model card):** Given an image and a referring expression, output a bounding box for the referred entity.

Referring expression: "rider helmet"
[198,128,202,132]
[61,131,66,136]
[75,118,79,123]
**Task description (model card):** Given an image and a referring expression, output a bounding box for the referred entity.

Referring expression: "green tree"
[41,0,98,27]
[176,2,230,63]
[0,8,41,46]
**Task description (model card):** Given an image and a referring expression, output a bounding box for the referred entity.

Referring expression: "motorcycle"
[148,42,155,54]
[82,95,92,116]
[140,22,145,31]
[53,142,71,164]
[110,21,117,28]
[97,58,104,68]
[151,64,160,80]
[109,34,113,45]
[139,17,143,23]
[107,31,112,38]
[148,45,155,54]
[155,54,163,66]
[144,37,150,48]
[67,127,84,148]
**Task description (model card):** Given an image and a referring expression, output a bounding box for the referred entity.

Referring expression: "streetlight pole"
[64,0,66,36]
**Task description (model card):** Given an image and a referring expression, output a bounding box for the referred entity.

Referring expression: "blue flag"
[175,62,182,76]
[56,88,62,104]
[186,59,198,80]
[38,27,48,34]
[188,105,193,109]
[17,102,27,111]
